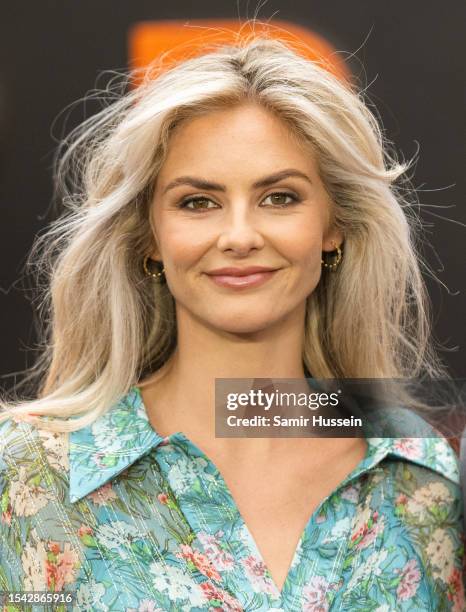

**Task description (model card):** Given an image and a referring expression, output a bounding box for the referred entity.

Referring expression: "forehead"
[158,102,317,178]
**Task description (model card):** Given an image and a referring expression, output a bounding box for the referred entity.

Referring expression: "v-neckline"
[186,432,371,584]
[134,385,386,602]
[152,427,376,601]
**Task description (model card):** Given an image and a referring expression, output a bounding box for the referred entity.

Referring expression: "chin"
[209,315,280,335]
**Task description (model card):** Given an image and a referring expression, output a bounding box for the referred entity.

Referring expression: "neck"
[139,302,309,450]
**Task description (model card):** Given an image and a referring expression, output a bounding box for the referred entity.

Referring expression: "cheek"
[282,227,325,294]
[283,226,324,265]
[155,217,206,266]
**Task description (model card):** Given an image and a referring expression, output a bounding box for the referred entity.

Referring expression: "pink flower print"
[395,559,421,601]
[316,514,326,524]
[77,525,93,538]
[92,451,106,468]
[45,542,80,591]
[157,493,169,504]
[200,582,244,611]
[1,506,12,525]
[242,554,266,576]
[240,555,278,595]
[77,524,95,547]
[351,508,384,550]
[88,482,117,506]
[340,485,359,503]
[393,438,423,459]
[177,544,222,582]
[446,567,466,611]
[197,531,235,571]
[394,493,408,517]
[48,541,60,556]
[302,575,331,612]
[56,546,79,587]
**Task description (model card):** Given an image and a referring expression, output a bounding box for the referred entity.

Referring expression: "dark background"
[1,1,464,392]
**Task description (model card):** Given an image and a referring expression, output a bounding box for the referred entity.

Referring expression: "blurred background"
[0,1,464,393]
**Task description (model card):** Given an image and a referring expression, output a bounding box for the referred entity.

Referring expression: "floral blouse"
[0,387,464,611]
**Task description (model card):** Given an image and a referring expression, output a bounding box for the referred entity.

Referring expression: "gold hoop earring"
[321,241,343,270]
[143,255,165,279]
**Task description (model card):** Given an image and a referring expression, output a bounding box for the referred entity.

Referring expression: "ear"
[147,210,163,262]
[149,232,163,263]
[149,249,163,264]
[322,228,344,253]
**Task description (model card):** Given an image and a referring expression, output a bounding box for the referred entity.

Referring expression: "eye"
[261,191,299,207]
[178,197,219,211]
[177,191,300,211]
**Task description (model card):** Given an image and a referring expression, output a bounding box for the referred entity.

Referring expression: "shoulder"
[0,416,40,480]
[366,406,463,518]
[0,414,70,500]
[0,414,70,517]
[0,418,81,592]
[355,409,465,609]
[377,438,465,608]
[381,424,463,529]
[384,444,463,536]
[367,406,461,493]
[0,417,69,524]
[0,415,69,477]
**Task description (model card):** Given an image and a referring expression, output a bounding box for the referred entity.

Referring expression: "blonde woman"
[0,35,464,611]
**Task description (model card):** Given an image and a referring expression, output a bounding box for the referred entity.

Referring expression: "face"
[150,103,343,335]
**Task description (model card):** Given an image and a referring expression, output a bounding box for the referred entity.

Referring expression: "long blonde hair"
[0,33,450,432]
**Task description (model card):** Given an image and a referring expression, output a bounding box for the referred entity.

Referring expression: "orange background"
[128,19,350,84]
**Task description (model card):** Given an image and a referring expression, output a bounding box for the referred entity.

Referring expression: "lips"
[205,268,279,289]
[206,266,278,277]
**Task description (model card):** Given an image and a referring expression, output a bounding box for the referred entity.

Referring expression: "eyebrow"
[161,169,312,195]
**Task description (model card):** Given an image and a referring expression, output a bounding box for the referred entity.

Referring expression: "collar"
[69,387,165,502]
[69,388,460,503]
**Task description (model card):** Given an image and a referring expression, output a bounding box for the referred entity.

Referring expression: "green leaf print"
[0,486,9,512]
[101,455,119,468]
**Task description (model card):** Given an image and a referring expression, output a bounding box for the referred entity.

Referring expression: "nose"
[216,202,265,256]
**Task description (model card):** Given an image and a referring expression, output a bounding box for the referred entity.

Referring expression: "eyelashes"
[177,197,215,211]
[177,191,300,211]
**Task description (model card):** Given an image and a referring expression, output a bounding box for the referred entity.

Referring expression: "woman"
[0,35,464,611]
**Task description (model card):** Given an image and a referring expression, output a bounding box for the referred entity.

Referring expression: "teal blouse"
[0,387,464,611]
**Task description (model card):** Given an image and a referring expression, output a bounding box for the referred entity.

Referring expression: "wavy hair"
[0,32,450,432]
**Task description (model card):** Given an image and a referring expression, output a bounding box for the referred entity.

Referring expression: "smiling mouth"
[205,269,279,289]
